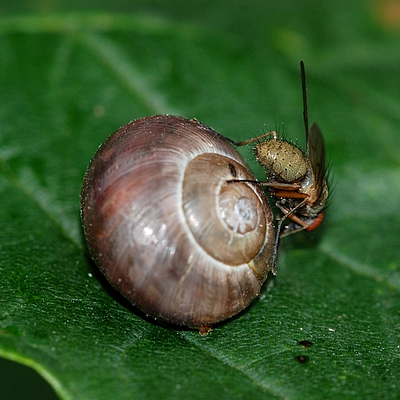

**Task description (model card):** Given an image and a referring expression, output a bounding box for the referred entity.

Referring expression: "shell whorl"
[81,115,275,327]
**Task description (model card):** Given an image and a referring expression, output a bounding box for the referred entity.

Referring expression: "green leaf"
[1,1,400,399]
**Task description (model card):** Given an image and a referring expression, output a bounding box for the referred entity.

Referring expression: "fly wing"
[307,123,326,199]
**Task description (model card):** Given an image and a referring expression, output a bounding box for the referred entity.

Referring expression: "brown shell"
[80,115,275,328]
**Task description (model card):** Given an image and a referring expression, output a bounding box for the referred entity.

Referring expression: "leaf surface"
[1,2,400,399]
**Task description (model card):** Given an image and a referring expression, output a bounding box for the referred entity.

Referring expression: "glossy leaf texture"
[1,1,400,399]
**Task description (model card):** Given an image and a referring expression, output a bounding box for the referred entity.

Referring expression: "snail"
[80,115,276,334]
[236,61,329,239]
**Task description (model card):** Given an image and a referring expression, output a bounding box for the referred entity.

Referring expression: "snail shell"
[80,115,275,330]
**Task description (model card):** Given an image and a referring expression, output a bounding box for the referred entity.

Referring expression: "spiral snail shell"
[80,115,275,332]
